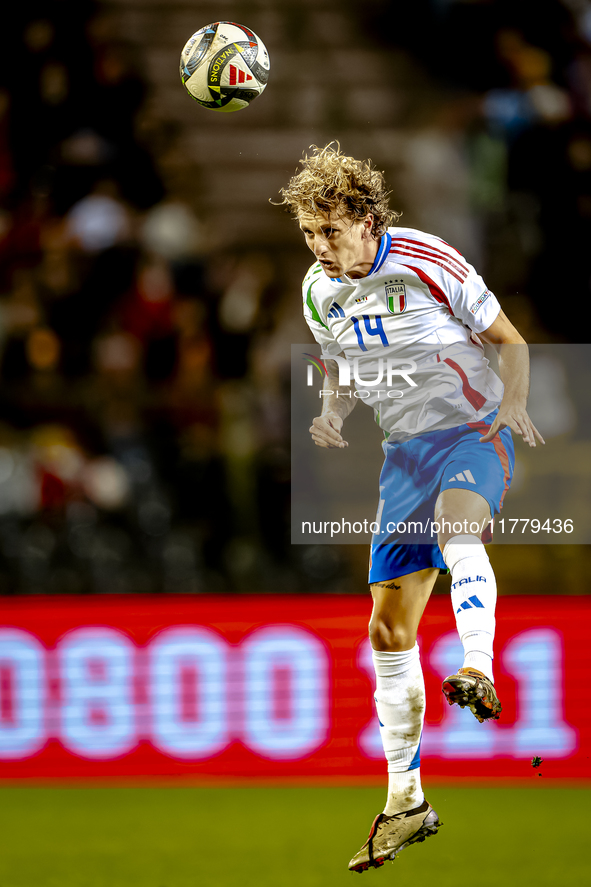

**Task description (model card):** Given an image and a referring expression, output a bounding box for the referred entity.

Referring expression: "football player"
[276,143,544,872]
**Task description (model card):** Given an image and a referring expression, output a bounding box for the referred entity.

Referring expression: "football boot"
[348,799,442,873]
[442,667,501,722]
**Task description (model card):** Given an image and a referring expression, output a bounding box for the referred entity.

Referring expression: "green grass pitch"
[0,784,589,887]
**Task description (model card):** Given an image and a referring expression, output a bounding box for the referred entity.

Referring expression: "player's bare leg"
[348,569,443,872]
[435,488,502,722]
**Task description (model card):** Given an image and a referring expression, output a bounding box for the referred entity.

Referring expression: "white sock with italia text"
[443,534,497,682]
[372,644,425,815]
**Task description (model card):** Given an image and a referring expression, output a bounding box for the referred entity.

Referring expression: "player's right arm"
[309,358,356,449]
[302,263,355,449]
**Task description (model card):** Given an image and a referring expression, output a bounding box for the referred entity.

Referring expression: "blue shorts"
[368,409,514,583]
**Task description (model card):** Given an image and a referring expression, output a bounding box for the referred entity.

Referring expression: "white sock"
[372,644,425,815]
[443,534,497,682]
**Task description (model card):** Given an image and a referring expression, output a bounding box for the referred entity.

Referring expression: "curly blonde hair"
[275,142,399,236]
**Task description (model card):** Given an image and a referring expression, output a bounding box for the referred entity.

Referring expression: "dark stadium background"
[1,0,590,595]
[0,3,590,886]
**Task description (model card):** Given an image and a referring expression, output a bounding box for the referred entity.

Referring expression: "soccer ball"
[180,21,270,113]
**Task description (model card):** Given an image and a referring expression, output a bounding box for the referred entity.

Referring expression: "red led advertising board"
[0,595,588,780]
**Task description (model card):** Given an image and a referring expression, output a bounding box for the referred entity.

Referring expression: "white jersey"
[303,226,504,441]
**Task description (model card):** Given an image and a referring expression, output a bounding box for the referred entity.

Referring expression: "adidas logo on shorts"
[448,469,476,484]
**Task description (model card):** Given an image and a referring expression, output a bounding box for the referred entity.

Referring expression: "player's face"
[298,210,376,279]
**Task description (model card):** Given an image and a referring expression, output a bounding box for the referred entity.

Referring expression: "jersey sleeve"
[447,262,501,333]
[389,230,501,334]
[302,267,341,356]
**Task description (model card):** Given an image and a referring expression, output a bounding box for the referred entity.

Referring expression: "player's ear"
[362,214,374,237]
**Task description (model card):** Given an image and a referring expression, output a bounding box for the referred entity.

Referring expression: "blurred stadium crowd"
[0,0,589,595]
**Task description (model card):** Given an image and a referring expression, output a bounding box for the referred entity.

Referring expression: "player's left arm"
[477,309,545,447]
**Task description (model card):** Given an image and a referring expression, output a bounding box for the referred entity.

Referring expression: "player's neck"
[345,236,380,279]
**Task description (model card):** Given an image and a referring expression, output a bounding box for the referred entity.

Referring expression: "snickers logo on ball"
[385,280,407,314]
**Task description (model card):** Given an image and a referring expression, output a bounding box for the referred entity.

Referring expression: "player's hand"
[479,404,545,447]
[309,414,348,449]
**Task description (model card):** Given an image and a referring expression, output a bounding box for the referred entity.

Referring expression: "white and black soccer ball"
[180,21,270,112]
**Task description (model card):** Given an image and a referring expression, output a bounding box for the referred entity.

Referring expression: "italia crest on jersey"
[385,280,407,314]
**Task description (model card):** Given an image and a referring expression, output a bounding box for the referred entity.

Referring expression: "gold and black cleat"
[348,800,442,873]
[442,667,502,722]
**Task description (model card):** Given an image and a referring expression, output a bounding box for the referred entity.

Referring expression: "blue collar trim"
[369,232,391,275]
[333,232,391,284]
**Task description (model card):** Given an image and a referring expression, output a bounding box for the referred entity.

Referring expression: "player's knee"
[434,490,491,551]
[369,617,416,652]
